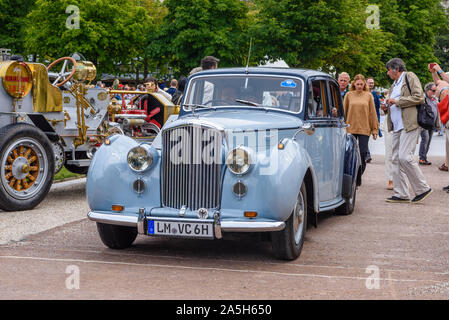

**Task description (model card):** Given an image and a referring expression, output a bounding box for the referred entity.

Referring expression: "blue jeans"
[419,129,433,161]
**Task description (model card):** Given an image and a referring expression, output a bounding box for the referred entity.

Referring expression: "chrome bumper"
[87,211,285,239]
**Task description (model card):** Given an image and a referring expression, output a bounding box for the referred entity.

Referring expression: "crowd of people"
[96,55,219,107]
[339,57,449,205]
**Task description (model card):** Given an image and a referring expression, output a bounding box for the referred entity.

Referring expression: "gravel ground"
[0,178,88,244]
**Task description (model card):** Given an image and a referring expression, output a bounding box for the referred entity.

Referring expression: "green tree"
[24,0,150,76]
[372,0,448,85]
[0,0,36,55]
[252,0,390,78]
[147,0,251,76]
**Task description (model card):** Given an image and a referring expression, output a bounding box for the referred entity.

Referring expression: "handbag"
[404,74,436,130]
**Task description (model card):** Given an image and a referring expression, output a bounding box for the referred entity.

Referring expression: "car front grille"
[162,125,223,210]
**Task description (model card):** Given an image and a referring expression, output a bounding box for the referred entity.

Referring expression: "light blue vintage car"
[87,67,361,260]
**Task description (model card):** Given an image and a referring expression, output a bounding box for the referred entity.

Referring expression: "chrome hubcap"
[293,191,305,245]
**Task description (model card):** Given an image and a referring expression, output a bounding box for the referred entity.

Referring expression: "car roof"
[190,67,334,81]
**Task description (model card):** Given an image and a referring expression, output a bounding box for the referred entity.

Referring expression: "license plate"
[147,219,214,239]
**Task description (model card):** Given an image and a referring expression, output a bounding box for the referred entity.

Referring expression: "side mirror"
[293,123,315,140]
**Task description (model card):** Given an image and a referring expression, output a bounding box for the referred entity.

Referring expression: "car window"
[308,80,329,118]
[184,75,304,113]
[328,81,342,118]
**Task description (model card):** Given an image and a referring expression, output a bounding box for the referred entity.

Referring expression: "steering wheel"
[46,57,77,87]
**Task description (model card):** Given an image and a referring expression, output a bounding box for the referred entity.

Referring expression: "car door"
[303,77,338,205]
[327,79,346,198]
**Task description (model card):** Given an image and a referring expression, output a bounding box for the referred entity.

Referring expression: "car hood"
[151,109,304,150]
[166,108,303,132]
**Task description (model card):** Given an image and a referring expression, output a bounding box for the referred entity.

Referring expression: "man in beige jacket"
[384,58,432,204]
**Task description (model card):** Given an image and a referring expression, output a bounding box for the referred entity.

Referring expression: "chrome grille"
[162,125,222,210]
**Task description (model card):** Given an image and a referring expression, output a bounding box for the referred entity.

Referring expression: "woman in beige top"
[343,74,379,185]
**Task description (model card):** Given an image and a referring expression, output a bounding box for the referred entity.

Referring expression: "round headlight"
[226,147,252,175]
[127,146,153,172]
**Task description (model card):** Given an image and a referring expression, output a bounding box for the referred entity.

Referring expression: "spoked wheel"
[0,124,55,211]
[271,182,307,260]
[52,141,66,174]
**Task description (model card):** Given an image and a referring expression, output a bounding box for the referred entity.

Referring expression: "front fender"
[220,139,315,222]
[86,135,162,213]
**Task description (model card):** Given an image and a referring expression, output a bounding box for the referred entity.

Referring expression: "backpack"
[404,74,436,130]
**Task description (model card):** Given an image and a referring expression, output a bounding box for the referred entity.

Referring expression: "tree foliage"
[253,0,449,87]
[372,0,448,85]
[24,0,151,75]
[0,0,36,54]
[252,0,389,75]
[147,0,251,76]
[2,0,449,86]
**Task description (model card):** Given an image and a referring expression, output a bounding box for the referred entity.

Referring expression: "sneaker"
[442,185,449,191]
[419,159,432,165]
[411,188,433,204]
[386,196,411,203]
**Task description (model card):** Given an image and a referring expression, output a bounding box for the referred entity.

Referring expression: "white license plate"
[147,219,214,239]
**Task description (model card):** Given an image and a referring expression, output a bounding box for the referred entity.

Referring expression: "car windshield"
[183,75,304,113]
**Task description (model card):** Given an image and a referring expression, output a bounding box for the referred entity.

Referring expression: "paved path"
[0,156,448,300]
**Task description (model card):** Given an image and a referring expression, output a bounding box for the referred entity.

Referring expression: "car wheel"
[0,124,55,211]
[96,222,138,249]
[271,182,307,260]
[335,175,357,215]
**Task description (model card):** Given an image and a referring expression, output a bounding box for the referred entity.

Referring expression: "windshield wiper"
[182,103,209,109]
[235,99,261,107]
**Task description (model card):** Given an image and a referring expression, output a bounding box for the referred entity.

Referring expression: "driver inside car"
[221,86,238,104]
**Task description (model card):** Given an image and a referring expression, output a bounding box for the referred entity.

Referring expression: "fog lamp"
[133,179,146,194]
[233,181,247,198]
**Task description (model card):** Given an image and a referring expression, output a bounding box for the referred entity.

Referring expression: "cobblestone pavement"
[0,155,448,300]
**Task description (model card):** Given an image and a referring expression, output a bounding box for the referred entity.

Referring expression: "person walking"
[343,74,379,186]
[166,79,178,96]
[428,62,449,172]
[380,89,393,190]
[384,58,432,204]
[418,83,440,166]
[338,72,351,99]
[171,76,187,105]
[189,55,220,75]
[366,77,381,163]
